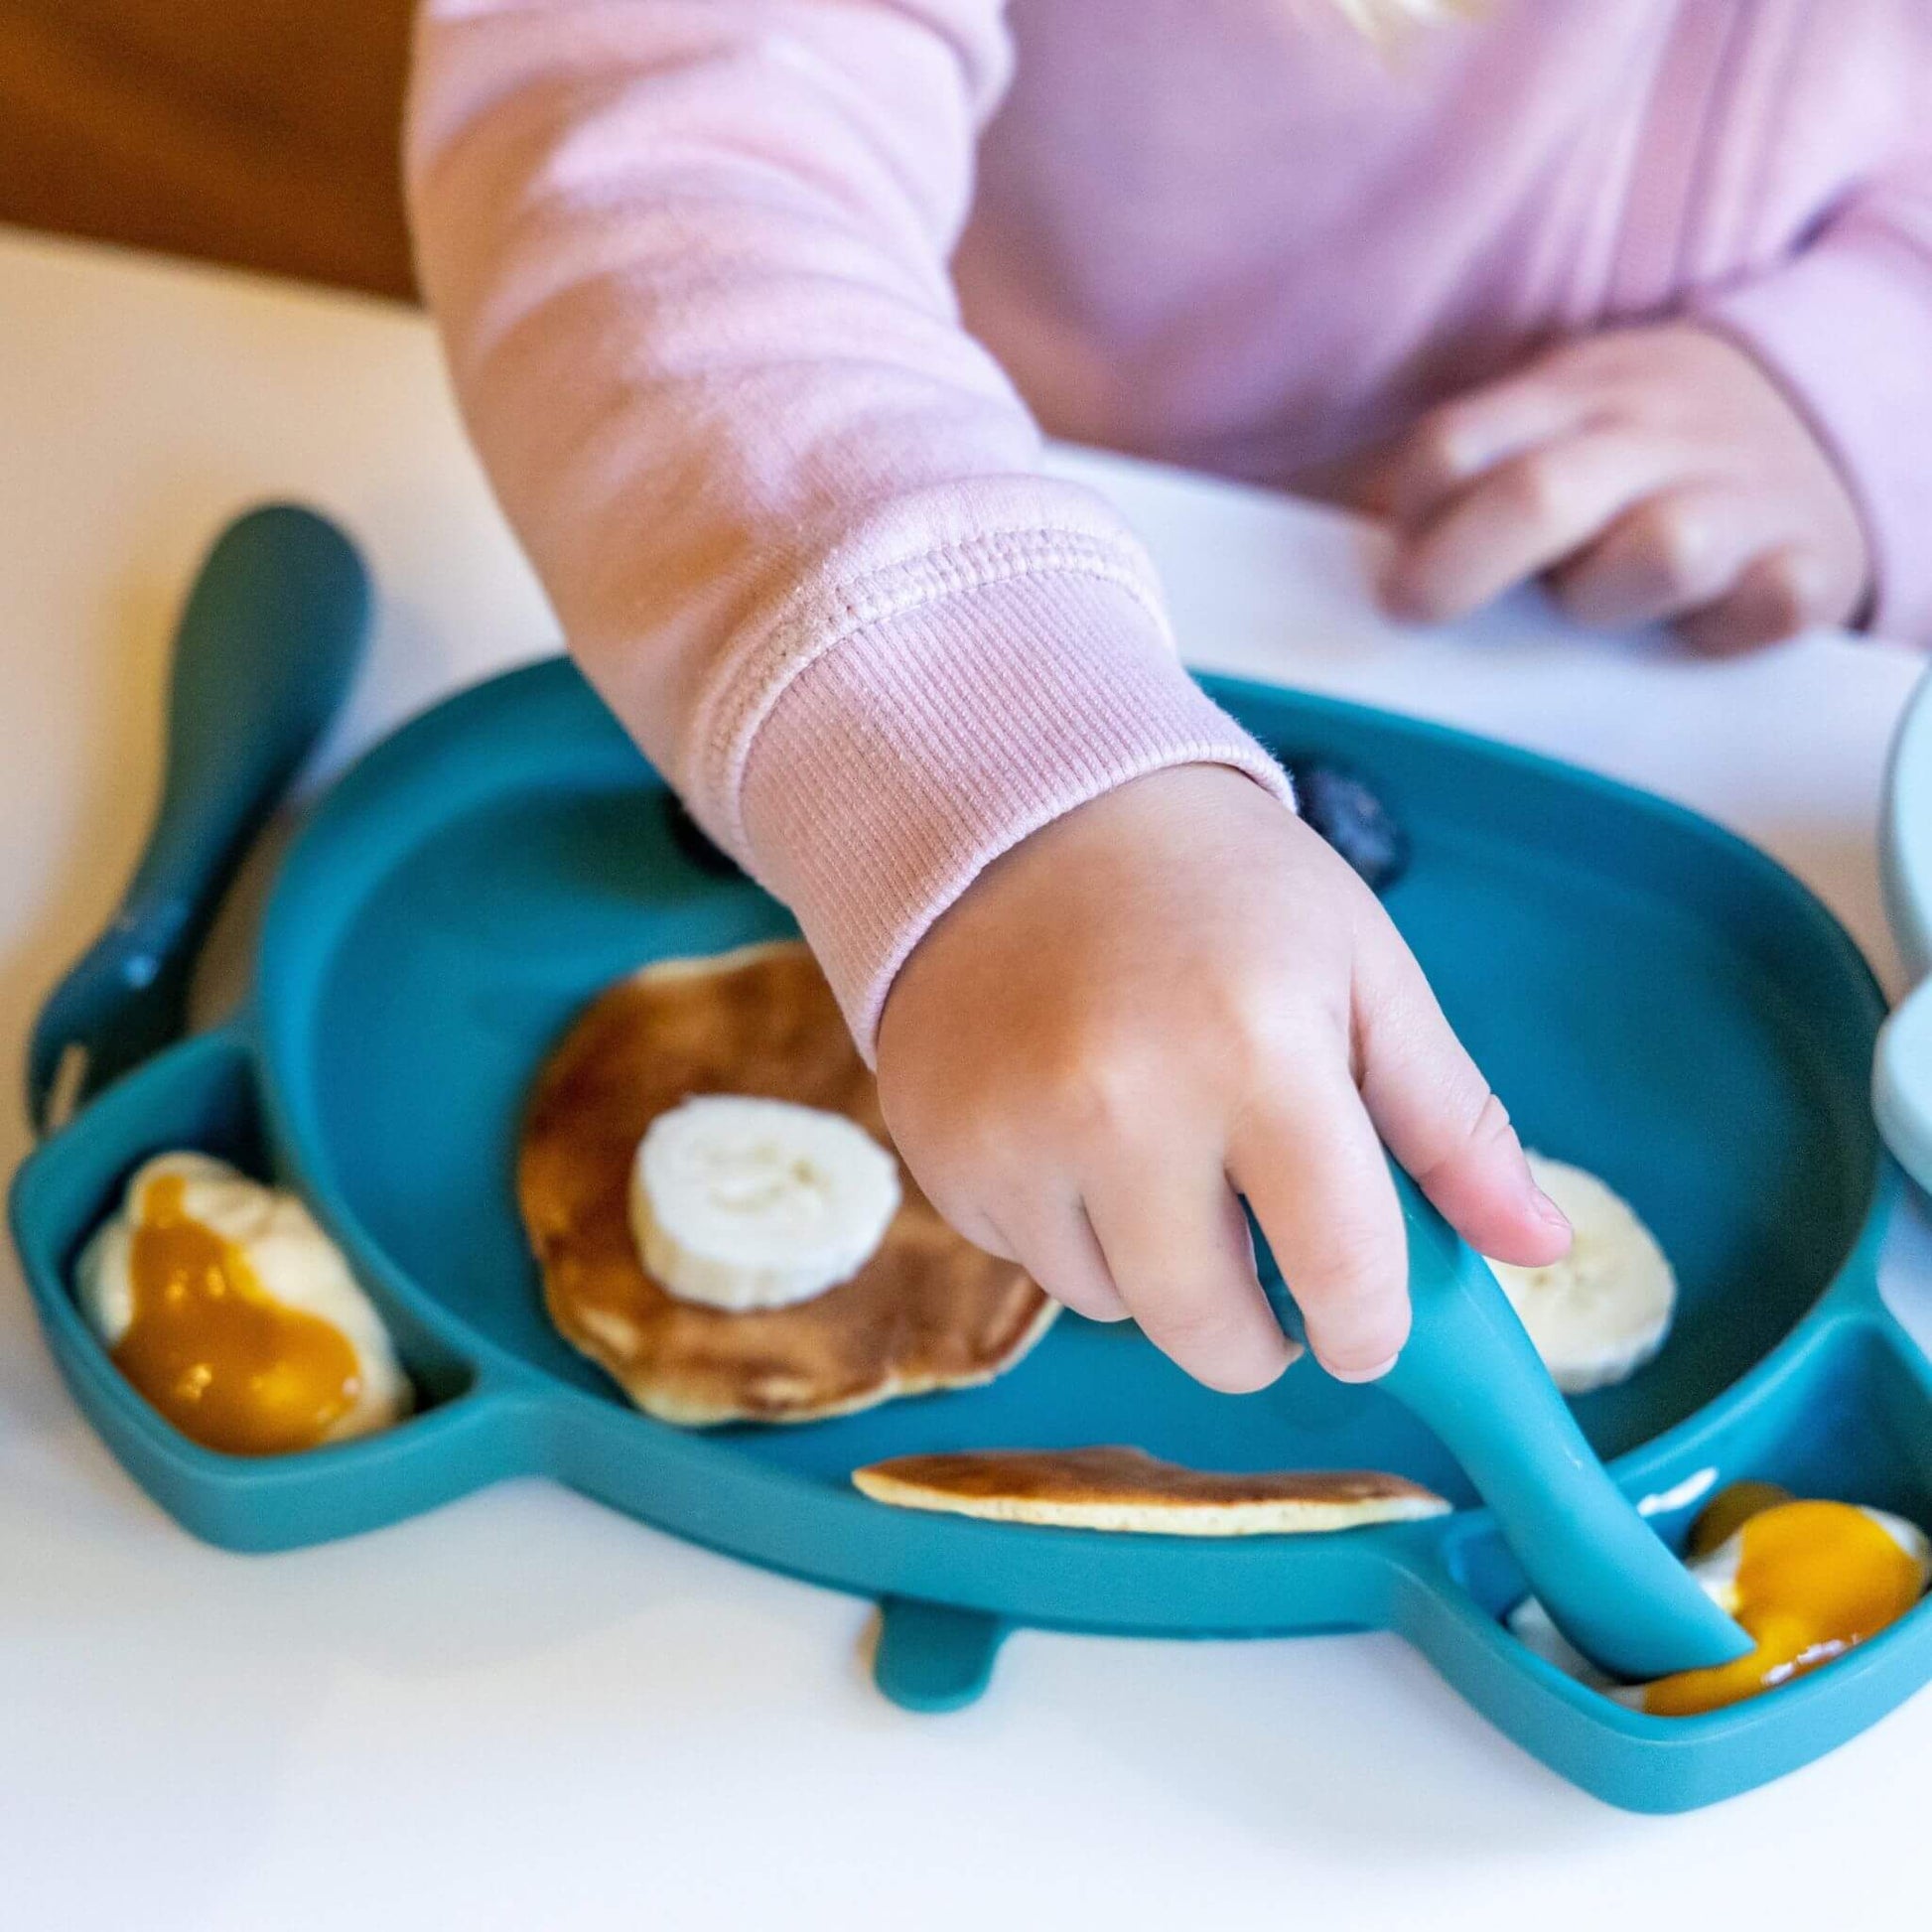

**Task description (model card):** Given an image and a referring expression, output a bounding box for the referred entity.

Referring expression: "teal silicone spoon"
[26,504,369,1135]
[1372,1166,1751,1681]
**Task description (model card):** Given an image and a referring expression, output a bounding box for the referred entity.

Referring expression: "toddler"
[406,0,1926,1391]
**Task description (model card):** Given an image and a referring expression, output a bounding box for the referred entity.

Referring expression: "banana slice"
[629,1094,902,1311]
[1485,1155,1676,1394]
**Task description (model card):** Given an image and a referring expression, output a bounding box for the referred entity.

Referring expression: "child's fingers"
[1382,377,1590,527]
[1228,1070,1410,1382]
[1675,545,1838,655]
[986,1192,1132,1323]
[1545,484,1777,629]
[1381,429,1683,623]
[1351,918,1572,1268]
[1082,1157,1296,1393]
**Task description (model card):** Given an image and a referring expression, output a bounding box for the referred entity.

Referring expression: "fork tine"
[33,1042,90,1139]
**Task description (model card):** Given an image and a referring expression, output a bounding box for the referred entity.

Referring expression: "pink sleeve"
[404,0,1292,1056]
[1696,161,1932,645]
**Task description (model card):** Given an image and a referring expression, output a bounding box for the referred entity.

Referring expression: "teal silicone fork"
[25,504,369,1134]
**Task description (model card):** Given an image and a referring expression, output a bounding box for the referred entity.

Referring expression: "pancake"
[517,940,1056,1425]
[852,1446,1449,1534]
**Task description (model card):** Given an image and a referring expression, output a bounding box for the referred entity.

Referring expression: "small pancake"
[852,1446,1450,1534]
[518,940,1056,1425]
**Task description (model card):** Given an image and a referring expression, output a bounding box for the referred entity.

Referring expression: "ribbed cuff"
[732,569,1295,1057]
[1696,229,1932,644]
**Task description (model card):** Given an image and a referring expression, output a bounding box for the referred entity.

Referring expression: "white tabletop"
[2,225,1928,1930]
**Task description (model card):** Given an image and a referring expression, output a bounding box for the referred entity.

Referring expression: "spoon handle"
[1378,1166,1749,1681]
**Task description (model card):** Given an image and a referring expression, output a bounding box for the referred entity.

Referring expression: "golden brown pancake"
[517,940,1056,1425]
[852,1446,1449,1534]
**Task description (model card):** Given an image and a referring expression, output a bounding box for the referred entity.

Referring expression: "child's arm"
[405,0,1282,1052]
[407,1,1568,1389]
[1377,165,1932,650]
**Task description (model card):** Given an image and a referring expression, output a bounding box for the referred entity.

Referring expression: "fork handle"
[118,504,369,964]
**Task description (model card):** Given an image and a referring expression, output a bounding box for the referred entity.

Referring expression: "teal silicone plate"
[14,659,1932,1812]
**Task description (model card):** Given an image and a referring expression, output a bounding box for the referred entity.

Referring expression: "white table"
[3,226,1927,1930]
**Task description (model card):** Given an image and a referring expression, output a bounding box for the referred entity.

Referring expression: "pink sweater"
[405,0,1932,1054]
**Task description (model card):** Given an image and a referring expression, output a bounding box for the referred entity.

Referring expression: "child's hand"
[874,765,1571,1391]
[1376,323,1870,652]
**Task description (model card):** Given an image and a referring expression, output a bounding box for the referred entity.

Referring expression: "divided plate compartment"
[14,659,1932,1812]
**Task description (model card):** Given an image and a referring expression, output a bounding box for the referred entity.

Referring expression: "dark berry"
[1286,760,1409,893]
[663,790,745,879]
